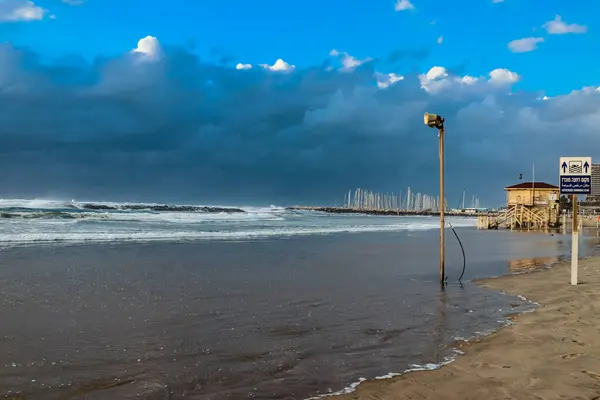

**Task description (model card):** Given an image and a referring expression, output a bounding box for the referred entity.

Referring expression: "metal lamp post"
[424,112,446,284]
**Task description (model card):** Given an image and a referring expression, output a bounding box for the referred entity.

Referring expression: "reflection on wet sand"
[507,256,561,274]
[433,287,448,361]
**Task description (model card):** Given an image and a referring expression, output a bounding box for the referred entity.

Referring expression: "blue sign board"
[560,175,591,194]
[559,157,592,195]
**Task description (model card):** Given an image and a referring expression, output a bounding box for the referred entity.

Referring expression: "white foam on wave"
[104,214,475,227]
[101,211,284,223]
[0,199,71,209]
[0,198,477,246]
[0,221,473,245]
[0,198,289,223]
[0,210,286,224]
[242,205,286,213]
[305,357,457,399]
[0,198,269,211]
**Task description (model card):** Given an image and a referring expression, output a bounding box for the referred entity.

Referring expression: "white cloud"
[260,59,295,72]
[418,66,520,93]
[235,63,252,70]
[131,36,162,61]
[489,68,520,84]
[508,37,544,53]
[436,36,443,45]
[329,49,372,71]
[0,0,47,21]
[394,0,414,11]
[543,15,587,34]
[419,66,469,93]
[423,66,448,82]
[375,72,404,89]
[457,75,478,85]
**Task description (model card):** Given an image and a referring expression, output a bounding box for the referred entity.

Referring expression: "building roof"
[504,182,559,190]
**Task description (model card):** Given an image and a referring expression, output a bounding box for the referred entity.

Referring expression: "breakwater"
[79,203,245,213]
[286,206,474,217]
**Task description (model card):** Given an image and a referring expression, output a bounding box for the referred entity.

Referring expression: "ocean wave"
[0,211,109,220]
[0,210,283,223]
[0,221,474,245]
[77,203,245,213]
[0,199,305,223]
[0,199,246,213]
[0,198,476,247]
[0,199,75,210]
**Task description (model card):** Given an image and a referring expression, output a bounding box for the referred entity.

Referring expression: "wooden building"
[477,182,560,230]
[505,182,559,207]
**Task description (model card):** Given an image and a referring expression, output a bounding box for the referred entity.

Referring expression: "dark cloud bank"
[0,37,599,206]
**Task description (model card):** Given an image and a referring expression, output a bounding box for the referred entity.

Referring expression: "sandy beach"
[339,257,600,400]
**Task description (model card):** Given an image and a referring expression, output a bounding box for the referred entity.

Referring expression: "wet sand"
[339,256,600,400]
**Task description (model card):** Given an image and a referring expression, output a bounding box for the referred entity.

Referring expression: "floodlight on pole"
[424,113,444,129]
[423,112,446,285]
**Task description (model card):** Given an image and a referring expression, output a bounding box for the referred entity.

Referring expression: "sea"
[0,199,597,399]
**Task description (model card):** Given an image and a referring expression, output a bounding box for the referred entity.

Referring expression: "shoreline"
[335,256,600,399]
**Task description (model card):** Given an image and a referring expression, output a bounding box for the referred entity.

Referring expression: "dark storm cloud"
[0,37,599,205]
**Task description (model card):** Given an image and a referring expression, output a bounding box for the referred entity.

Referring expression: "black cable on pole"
[447,221,466,282]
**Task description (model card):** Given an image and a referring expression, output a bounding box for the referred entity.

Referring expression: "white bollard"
[571,230,578,285]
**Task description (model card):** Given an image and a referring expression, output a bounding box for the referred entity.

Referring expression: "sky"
[0,0,597,206]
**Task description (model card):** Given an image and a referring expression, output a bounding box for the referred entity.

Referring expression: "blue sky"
[0,0,597,205]
[4,0,595,95]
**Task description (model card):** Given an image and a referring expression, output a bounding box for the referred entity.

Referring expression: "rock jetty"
[80,203,245,213]
[286,206,471,217]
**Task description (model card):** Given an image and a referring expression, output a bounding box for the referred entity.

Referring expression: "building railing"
[508,196,551,206]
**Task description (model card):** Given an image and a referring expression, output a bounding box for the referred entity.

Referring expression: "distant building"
[593,164,600,195]
[585,163,600,202]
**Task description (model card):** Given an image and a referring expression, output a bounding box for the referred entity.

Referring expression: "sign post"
[571,195,578,285]
[559,157,592,286]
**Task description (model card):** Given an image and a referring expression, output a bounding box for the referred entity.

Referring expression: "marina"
[341,187,482,213]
